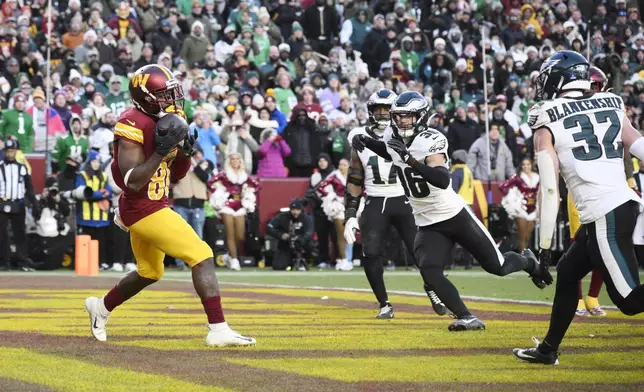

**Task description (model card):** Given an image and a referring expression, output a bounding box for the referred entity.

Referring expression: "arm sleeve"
[408,159,451,189]
[266,215,285,238]
[279,139,292,157]
[23,173,38,208]
[243,134,259,152]
[301,213,314,239]
[363,137,392,160]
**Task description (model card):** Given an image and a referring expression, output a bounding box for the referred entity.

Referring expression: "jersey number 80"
[148,160,172,200]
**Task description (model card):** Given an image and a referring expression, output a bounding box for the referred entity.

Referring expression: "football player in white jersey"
[353,91,552,331]
[344,89,448,319]
[513,51,644,365]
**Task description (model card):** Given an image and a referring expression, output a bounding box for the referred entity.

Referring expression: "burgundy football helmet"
[589,66,608,93]
[129,64,184,117]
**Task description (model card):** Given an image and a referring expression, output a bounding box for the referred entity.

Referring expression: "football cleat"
[424,284,448,316]
[376,303,394,319]
[206,323,256,347]
[224,256,241,271]
[335,259,353,271]
[588,306,607,316]
[513,337,560,365]
[522,249,553,289]
[575,308,590,317]
[448,315,486,331]
[85,297,110,342]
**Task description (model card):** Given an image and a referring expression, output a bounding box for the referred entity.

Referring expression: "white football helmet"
[390,91,430,139]
[367,89,397,133]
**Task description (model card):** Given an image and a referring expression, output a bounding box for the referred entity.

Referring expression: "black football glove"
[526,248,554,289]
[155,114,189,156]
[181,130,198,157]
[352,134,367,152]
[387,138,412,164]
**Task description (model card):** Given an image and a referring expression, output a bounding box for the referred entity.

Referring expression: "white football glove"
[344,217,359,244]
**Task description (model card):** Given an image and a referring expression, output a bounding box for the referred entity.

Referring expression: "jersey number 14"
[565,110,623,161]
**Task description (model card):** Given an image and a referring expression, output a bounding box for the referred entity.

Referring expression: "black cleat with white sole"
[513,347,559,365]
[424,284,449,316]
[448,315,486,331]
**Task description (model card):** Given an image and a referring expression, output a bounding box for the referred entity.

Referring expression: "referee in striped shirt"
[0,139,39,270]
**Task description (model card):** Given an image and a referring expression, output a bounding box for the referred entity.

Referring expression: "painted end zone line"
[217,280,594,308]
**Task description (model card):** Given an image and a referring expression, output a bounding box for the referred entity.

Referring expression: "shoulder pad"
[527,101,555,130]
[347,126,367,142]
[411,130,448,156]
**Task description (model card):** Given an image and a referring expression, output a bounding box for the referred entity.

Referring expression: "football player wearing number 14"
[84,64,255,347]
[513,51,644,365]
[353,91,552,331]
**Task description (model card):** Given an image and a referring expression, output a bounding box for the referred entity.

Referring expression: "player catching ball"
[84,64,255,347]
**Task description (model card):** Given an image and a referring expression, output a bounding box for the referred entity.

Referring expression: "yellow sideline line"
[0,347,234,392]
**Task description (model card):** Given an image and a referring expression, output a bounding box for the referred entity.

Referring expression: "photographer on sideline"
[75,150,112,266]
[266,199,314,271]
[0,139,39,270]
[30,178,73,270]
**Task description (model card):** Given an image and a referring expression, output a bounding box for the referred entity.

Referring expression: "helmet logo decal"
[131,73,150,88]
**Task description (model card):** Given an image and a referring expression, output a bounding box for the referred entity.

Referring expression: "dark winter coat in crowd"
[282,107,321,175]
[447,116,480,157]
[362,27,391,76]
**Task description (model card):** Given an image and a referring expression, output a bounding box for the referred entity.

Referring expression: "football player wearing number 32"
[352,91,552,331]
[84,64,255,347]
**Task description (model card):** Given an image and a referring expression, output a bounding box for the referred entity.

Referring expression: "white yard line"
[2,270,630,309]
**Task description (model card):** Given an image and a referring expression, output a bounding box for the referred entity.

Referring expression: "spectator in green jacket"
[0,94,34,153]
[52,115,89,173]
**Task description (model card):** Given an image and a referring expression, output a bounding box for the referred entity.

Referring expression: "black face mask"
[403,42,413,52]
[468,83,477,92]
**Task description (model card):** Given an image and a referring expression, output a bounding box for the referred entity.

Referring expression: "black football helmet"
[535,50,590,101]
[390,91,430,139]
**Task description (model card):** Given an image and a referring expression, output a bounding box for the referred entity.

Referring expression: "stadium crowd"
[1,0,644,273]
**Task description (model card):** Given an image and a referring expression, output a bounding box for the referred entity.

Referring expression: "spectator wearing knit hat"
[108,2,143,39]
[0,94,34,153]
[27,88,66,154]
[75,30,99,65]
[151,19,182,58]
[181,21,210,66]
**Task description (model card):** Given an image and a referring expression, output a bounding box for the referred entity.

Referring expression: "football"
[155,112,188,147]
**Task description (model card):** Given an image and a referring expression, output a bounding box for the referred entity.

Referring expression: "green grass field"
[0,269,643,392]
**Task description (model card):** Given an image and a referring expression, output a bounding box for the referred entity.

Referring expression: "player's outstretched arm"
[622,115,644,162]
[344,148,364,244]
[534,127,560,250]
[117,139,165,192]
[352,135,392,160]
[387,138,450,189]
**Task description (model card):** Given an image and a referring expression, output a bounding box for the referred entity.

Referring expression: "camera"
[61,186,93,201]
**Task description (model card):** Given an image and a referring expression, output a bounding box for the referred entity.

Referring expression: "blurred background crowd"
[1,0,644,272]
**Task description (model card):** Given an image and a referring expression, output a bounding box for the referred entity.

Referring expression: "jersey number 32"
[565,110,623,161]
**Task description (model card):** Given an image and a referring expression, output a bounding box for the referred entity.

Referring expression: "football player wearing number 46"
[345,89,449,320]
[84,64,255,347]
[353,91,552,331]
